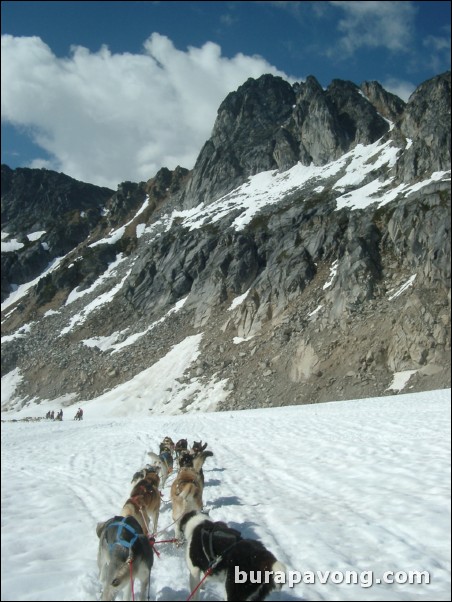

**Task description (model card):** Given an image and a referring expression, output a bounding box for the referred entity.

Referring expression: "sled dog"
[179,510,286,601]
[96,515,153,601]
[170,467,203,540]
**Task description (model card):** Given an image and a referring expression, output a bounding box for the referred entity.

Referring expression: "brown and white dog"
[178,449,213,487]
[131,464,160,487]
[161,436,175,454]
[191,449,213,474]
[125,470,161,535]
[179,510,286,601]
[96,475,161,602]
[170,467,204,541]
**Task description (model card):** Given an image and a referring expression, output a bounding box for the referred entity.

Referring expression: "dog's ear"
[148,452,160,464]
[145,464,161,475]
[201,442,208,451]
[96,521,106,538]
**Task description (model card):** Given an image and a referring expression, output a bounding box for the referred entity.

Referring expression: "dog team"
[96,436,285,601]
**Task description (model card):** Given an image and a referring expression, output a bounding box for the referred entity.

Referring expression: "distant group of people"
[45,410,63,421]
[44,408,83,421]
[74,408,84,421]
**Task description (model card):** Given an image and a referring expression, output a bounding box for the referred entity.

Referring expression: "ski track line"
[2,395,449,601]
[201,436,304,601]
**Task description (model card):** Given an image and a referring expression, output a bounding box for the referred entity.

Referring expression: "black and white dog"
[96,515,154,601]
[179,510,286,601]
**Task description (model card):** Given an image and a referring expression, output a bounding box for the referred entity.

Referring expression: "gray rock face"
[183,74,296,208]
[182,74,397,208]
[1,165,114,233]
[396,71,451,181]
[1,71,450,413]
[1,166,114,302]
[360,80,406,122]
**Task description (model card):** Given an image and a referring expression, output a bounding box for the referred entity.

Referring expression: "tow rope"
[186,528,242,601]
[128,558,135,601]
[147,536,179,559]
[186,557,222,601]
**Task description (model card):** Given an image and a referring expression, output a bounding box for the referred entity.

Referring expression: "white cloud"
[1,33,291,189]
[329,1,417,55]
[381,77,416,102]
[422,31,451,73]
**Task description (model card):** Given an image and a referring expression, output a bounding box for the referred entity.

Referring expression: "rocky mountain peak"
[1,71,450,416]
[360,80,406,122]
[145,166,189,201]
[183,74,296,209]
[182,73,409,208]
[396,71,451,182]
[1,165,114,234]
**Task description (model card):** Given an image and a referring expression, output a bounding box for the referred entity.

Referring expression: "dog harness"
[107,517,141,551]
[160,451,173,473]
[175,474,200,495]
[200,522,242,568]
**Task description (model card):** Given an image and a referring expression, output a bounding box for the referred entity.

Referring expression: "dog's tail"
[96,521,106,538]
[148,452,167,476]
[147,451,161,465]
[193,450,213,472]
[178,482,197,500]
[105,547,135,591]
[110,561,131,589]
[271,560,287,590]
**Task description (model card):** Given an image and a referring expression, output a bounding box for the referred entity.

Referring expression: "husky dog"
[191,440,208,454]
[131,464,160,487]
[178,450,213,487]
[126,471,161,535]
[170,467,204,541]
[180,511,286,601]
[160,436,175,454]
[192,449,213,474]
[148,448,174,488]
[175,438,188,460]
[96,471,161,601]
[178,450,196,469]
[96,515,153,601]
[189,441,213,474]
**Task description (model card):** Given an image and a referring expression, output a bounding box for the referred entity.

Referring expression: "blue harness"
[107,517,140,551]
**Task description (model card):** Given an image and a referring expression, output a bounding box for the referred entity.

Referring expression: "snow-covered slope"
[1,389,450,601]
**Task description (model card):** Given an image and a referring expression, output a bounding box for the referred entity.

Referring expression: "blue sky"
[1,1,450,189]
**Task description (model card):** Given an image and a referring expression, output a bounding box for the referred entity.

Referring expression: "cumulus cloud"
[1,33,291,189]
[329,1,417,55]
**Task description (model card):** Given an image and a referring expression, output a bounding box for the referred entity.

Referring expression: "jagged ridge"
[1,71,450,413]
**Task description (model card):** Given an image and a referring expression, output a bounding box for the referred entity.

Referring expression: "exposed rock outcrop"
[1,71,450,414]
[396,71,451,182]
[182,74,408,208]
